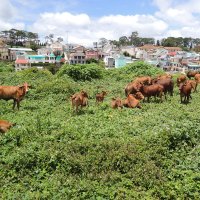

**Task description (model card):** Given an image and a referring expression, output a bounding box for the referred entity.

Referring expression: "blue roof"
[50,53,55,57]
[28,55,45,59]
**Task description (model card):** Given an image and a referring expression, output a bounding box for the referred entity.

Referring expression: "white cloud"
[0,0,17,21]
[30,12,168,46]
[0,0,25,31]
[2,0,200,47]
[0,20,25,30]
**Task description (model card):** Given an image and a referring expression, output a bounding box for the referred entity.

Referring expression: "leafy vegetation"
[0,61,14,73]
[57,63,104,81]
[1,61,200,199]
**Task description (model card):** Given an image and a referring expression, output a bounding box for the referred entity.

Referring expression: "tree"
[57,37,63,43]
[156,40,160,46]
[98,38,109,48]
[119,36,129,45]
[123,51,130,57]
[30,41,39,51]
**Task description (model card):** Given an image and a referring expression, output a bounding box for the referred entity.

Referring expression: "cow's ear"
[28,85,32,88]
[112,98,116,100]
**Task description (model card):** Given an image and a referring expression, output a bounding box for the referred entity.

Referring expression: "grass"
[1,63,200,199]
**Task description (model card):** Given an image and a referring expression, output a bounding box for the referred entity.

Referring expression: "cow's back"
[0,86,18,100]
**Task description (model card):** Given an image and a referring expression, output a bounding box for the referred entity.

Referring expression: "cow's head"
[19,82,31,93]
[134,92,144,100]
[102,91,107,96]
[80,90,88,98]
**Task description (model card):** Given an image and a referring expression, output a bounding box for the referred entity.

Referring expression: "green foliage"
[0,61,14,72]
[1,62,200,199]
[86,58,99,64]
[57,63,104,81]
[120,61,163,77]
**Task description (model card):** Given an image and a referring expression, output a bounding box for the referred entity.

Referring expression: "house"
[72,45,86,53]
[164,47,182,52]
[85,49,105,60]
[120,46,136,57]
[9,47,33,61]
[104,56,115,68]
[0,46,10,61]
[15,56,31,71]
[49,41,64,53]
[115,55,135,68]
[68,45,86,64]
[69,52,86,64]
[187,63,200,70]
[85,49,99,60]
[27,53,56,63]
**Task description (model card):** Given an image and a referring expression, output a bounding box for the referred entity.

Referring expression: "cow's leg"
[164,91,167,100]
[180,95,183,103]
[13,100,16,110]
[17,100,20,110]
[159,92,163,102]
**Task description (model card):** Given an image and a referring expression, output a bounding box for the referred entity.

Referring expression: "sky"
[1,0,200,46]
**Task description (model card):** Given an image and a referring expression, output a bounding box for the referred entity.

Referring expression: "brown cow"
[111,98,123,109]
[0,82,30,110]
[125,81,143,96]
[71,90,89,112]
[179,81,193,103]
[187,71,198,79]
[156,73,172,80]
[187,80,198,92]
[177,75,187,87]
[134,76,152,85]
[123,92,144,109]
[96,91,107,103]
[194,73,200,84]
[0,120,16,133]
[140,84,164,102]
[152,78,174,98]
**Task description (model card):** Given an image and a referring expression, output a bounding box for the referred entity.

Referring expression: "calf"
[0,82,30,110]
[153,78,174,98]
[194,74,200,84]
[111,98,123,109]
[123,92,144,109]
[187,80,198,92]
[156,73,172,80]
[134,76,152,85]
[0,120,16,133]
[140,84,164,102]
[179,81,193,103]
[96,91,107,103]
[177,75,187,87]
[125,81,142,96]
[71,91,89,112]
[187,71,198,79]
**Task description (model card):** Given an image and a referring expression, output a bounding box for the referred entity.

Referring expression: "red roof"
[60,58,65,62]
[15,59,29,64]
[168,52,176,56]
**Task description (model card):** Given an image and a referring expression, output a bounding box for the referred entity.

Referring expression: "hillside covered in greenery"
[1,62,200,199]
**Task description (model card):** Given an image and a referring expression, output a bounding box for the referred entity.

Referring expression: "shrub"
[120,61,163,77]
[0,61,14,72]
[57,64,104,81]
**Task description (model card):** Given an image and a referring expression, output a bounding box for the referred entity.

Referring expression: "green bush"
[120,61,163,77]
[0,61,14,72]
[57,64,104,81]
